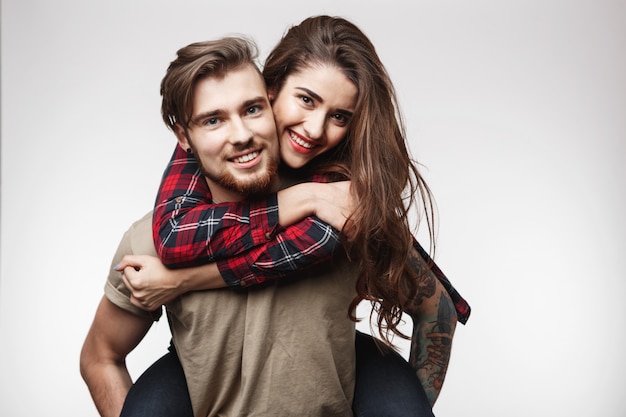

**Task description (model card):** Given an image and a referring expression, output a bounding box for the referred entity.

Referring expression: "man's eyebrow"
[242,96,268,108]
[192,109,223,124]
[295,87,354,116]
[191,96,269,124]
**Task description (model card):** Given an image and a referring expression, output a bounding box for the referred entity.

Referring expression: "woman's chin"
[280,151,312,170]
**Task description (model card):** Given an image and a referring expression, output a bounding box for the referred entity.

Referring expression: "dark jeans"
[120,345,193,417]
[121,332,433,417]
[353,331,434,417]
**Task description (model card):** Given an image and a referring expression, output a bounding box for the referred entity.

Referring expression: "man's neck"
[207,176,281,204]
[209,187,244,204]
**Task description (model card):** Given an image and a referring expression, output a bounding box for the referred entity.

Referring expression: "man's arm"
[80,296,152,417]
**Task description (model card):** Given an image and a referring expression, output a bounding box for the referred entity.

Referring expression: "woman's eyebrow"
[295,87,323,103]
[295,87,354,116]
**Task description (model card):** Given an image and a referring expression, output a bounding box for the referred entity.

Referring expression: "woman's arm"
[117,212,343,309]
[153,145,283,267]
[403,242,469,406]
[152,145,352,281]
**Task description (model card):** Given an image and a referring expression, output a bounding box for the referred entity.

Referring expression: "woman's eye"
[332,113,349,125]
[300,96,313,105]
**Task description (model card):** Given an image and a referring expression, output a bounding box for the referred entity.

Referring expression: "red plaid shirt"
[153,146,340,287]
[153,145,470,324]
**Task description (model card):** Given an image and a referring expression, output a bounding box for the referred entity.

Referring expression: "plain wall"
[1,0,625,415]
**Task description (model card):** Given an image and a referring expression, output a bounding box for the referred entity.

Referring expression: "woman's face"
[270,64,358,169]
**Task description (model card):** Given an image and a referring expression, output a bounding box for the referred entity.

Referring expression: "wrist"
[277,183,318,226]
[174,268,194,293]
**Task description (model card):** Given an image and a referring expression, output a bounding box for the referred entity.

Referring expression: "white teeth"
[233,151,259,163]
[289,131,313,149]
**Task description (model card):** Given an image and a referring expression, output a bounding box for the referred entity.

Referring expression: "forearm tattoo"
[405,248,437,311]
[409,292,456,406]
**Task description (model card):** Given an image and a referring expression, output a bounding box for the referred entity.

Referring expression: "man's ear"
[173,123,191,150]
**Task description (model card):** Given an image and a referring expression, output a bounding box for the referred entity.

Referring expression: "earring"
[186,148,192,154]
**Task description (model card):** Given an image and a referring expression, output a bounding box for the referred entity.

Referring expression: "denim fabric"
[120,345,193,417]
[353,331,435,417]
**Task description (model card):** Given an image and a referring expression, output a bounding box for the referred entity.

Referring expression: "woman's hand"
[116,255,185,311]
[310,181,355,234]
[116,255,226,311]
[277,181,355,233]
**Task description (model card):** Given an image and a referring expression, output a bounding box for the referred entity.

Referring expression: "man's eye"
[246,106,260,115]
[204,118,219,126]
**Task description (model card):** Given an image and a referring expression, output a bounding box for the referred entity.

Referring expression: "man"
[80,37,358,417]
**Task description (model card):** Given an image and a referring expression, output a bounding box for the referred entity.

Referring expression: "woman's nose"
[303,112,327,141]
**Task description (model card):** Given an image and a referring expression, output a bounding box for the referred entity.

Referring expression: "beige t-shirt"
[106,212,357,417]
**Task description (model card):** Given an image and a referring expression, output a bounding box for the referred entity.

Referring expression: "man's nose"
[230,117,254,145]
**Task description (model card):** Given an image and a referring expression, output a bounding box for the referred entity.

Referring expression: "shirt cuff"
[247,193,281,247]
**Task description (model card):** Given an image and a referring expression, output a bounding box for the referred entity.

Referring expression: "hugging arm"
[119,214,343,310]
[152,146,286,267]
[152,145,350,286]
[119,146,352,309]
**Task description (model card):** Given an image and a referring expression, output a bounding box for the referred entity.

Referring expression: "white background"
[1,0,625,415]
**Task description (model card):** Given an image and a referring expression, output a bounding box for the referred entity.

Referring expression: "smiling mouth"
[230,150,260,164]
[289,131,314,149]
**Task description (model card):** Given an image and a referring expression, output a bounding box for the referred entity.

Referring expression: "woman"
[121,15,469,416]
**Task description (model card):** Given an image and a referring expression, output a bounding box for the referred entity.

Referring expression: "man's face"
[175,64,280,202]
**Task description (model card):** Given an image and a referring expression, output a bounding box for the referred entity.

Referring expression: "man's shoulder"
[126,211,157,256]
[104,210,160,320]
[128,210,153,233]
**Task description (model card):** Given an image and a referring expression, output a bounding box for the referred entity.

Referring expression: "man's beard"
[200,155,279,197]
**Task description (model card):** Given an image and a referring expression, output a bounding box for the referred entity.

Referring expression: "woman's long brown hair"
[264,15,436,346]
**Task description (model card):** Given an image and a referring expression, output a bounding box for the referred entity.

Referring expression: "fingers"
[121,265,143,290]
[122,271,148,307]
[120,264,165,311]
[119,261,148,290]
[121,266,151,308]
[115,254,146,272]
[121,271,134,291]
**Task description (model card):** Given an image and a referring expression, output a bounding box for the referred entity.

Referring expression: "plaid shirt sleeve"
[216,217,340,288]
[153,146,339,282]
[152,145,281,267]
[218,230,470,323]
[412,238,471,324]
[153,146,469,318]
